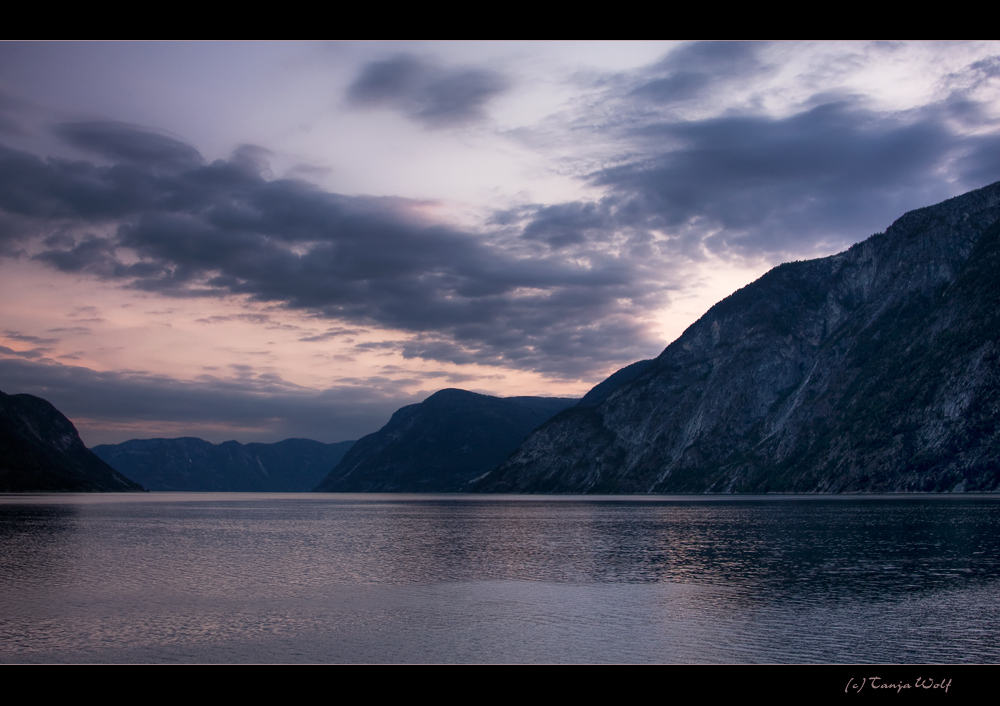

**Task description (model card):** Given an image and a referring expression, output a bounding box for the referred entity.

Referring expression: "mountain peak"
[0,389,144,492]
[476,181,1000,494]
[315,389,577,492]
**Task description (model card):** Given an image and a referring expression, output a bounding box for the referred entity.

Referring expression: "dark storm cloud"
[521,201,617,249]
[631,41,766,104]
[0,121,667,377]
[554,43,1000,260]
[398,307,655,376]
[5,47,1000,382]
[346,54,509,127]
[0,355,418,444]
[55,121,203,170]
[0,143,176,220]
[587,100,973,255]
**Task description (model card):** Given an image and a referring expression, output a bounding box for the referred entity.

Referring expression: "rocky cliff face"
[477,181,1000,494]
[92,437,355,492]
[0,389,144,492]
[315,389,577,492]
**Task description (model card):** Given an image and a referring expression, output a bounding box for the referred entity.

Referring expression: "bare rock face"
[314,389,577,492]
[0,390,144,492]
[477,181,1000,494]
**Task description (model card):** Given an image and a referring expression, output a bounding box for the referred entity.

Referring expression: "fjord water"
[1,494,998,663]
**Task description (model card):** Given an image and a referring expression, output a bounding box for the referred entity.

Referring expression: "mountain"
[0,389,144,492]
[314,389,577,492]
[576,359,655,407]
[476,181,1000,494]
[91,437,356,492]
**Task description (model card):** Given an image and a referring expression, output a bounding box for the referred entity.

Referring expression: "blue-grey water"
[1,493,998,663]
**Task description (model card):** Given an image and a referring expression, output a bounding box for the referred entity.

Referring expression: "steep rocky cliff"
[315,389,577,492]
[0,389,144,492]
[92,437,356,492]
[477,181,1000,493]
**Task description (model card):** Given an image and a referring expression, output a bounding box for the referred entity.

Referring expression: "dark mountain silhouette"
[476,181,1000,494]
[314,388,577,492]
[0,389,144,492]
[92,437,355,492]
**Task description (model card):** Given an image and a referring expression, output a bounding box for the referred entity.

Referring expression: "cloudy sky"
[1,41,999,445]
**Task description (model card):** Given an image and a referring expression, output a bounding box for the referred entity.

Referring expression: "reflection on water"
[1,493,998,663]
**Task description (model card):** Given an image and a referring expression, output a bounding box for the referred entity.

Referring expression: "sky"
[1,41,999,446]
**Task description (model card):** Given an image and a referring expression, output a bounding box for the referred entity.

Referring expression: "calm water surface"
[1,493,998,663]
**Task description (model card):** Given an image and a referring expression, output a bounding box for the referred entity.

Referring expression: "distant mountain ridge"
[476,181,1000,493]
[315,389,577,492]
[0,389,143,492]
[92,437,355,492]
